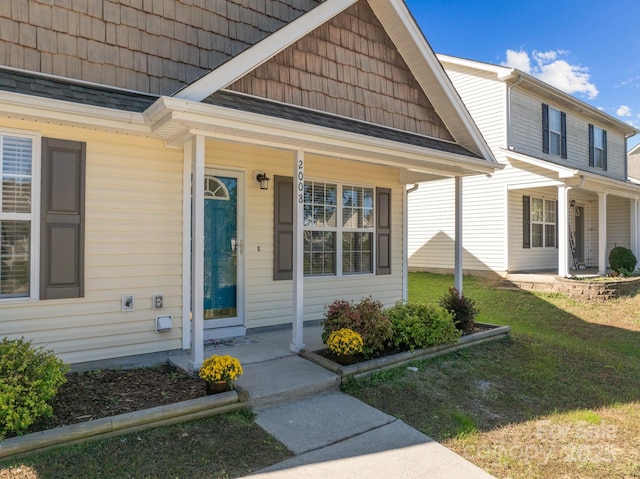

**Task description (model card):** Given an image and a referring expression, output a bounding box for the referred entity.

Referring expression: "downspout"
[403,184,419,301]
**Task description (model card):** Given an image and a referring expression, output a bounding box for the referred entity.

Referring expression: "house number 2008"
[297,159,304,203]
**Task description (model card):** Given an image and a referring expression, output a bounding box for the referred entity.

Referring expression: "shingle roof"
[0,68,158,113]
[204,90,482,158]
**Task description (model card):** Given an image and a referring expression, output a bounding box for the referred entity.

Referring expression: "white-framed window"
[303,181,374,276]
[0,131,38,299]
[593,126,605,168]
[530,197,556,248]
[549,107,562,156]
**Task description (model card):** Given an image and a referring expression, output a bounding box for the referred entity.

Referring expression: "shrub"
[198,355,243,384]
[609,246,637,275]
[438,287,479,332]
[322,297,393,356]
[0,337,68,438]
[386,302,461,352]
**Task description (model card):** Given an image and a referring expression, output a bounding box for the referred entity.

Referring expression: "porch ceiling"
[146,96,501,182]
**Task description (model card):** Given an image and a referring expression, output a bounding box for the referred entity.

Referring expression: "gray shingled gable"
[204,90,482,159]
[0,68,158,113]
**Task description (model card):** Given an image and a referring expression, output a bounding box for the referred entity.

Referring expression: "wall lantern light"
[255,171,271,190]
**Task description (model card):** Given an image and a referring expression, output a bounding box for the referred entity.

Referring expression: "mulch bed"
[24,364,206,436]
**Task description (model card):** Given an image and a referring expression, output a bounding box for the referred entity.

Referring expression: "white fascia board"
[437,54,512,78]
[0,91,150,135]
[503,148,579,179]
[578,171,640,199]
[629,144,640,155]
[174,0,357,102]
[368,0,496,164]
[154,97,500,177]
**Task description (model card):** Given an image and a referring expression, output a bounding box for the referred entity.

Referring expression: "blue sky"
[405,0,640,149]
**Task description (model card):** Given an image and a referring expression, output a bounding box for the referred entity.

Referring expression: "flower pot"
[205,380,231,395]
[336,353,355,365]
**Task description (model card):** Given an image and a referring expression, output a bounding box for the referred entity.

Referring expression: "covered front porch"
[507,153,640,278]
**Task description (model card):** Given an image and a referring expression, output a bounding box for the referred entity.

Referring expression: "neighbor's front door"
[203,169,244,330]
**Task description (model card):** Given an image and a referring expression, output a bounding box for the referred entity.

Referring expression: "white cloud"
[501,49,598,100]
[617,105,633,117]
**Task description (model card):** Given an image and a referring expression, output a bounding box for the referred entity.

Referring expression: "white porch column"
[598,192,607,275]
[454,176,463,292]
[291,150,306,353]
[182,140,193,350]
[189,135,206,371]
[557,185,571,277]
[631,199,639,265]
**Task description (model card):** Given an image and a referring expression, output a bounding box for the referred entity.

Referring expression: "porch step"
[237,355,341,410]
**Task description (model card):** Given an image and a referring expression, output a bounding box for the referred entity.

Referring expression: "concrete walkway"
[173,324,495,478]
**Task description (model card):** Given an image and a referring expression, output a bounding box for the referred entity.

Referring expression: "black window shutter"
[588,124,595,167]
[542,104,549,154]
[40,138,85,299]
[560,112,567,159]
[523,196,530,249]
[376,188,391,275]
[602,130,608,171]
[273,175,293,280]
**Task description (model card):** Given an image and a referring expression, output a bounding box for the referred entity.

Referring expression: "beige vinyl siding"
[510,89,627,181]
[205,140,404,330]
[0,119,184,364]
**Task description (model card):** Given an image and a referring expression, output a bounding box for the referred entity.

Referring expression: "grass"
[2,272,639,479]
[343,272,640,479]
[0,409,292,479]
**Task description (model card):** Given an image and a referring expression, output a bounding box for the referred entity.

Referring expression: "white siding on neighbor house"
[507,187,558,272]
[606,196,631,255]
[205,140,404,331]
[443,65,506,155]
[510,89,628,182]
[0,119,185,364]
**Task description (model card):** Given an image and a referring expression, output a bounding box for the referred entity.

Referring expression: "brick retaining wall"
[503,277,640,302]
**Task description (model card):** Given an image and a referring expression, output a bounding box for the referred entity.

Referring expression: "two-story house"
[0,1,497,369]
[409,55,639,278]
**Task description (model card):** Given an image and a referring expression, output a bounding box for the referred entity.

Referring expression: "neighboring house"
[628,144,640,185]
[409,55,640,278]
[0,1,497,368]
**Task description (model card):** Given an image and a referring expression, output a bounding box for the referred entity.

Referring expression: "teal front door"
[203,171,243,327]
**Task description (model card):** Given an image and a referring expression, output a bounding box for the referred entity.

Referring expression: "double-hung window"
[303,181,374,276]
[589,124,607,170]
[530,197,556,248]
[542,104,567,159]
[0,132,36,299]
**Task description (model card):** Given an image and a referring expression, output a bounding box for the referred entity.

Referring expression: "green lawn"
[343,272,640,479]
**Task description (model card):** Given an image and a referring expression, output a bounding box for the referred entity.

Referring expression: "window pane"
[2,136,33,214]
[550,132,561,155]
[544,200,556,223]
[0,221,30,297]
[532,223,543,248]
[545,225,556,248]
[304,231,335,276]
[342,232,373,274]
[549,107,561,133]
[342,186,374,230]
[531,198,543,222]
[594,126,603,149]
